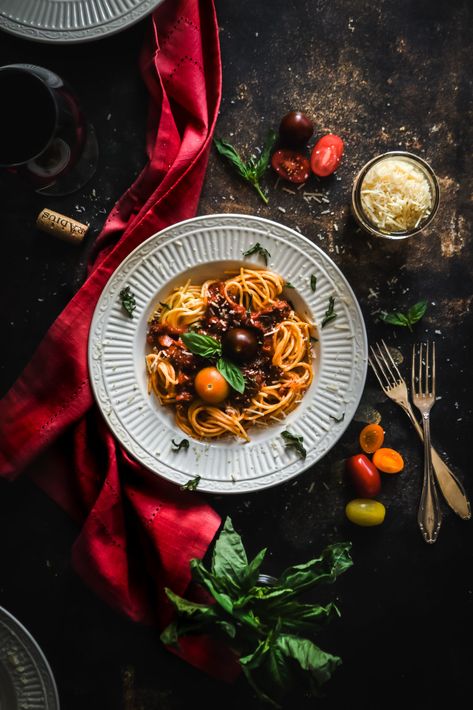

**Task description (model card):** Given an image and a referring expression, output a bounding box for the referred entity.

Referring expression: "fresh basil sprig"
[321,296,337,328]
[242,242,271,265]
[281,430,307,459]
[119,286,136,318]
[380,300,428,332]
[214,130,277,204]
[181,332,245,394]
[180,475,201,491]
[161,517,353,707]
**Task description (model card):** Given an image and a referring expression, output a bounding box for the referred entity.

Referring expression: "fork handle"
[418,414,442,543]
[400,403,471,520]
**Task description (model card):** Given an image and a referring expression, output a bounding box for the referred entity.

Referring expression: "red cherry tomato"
[346,454,381,498]
[310,134,344,177]
[271,149,310,184]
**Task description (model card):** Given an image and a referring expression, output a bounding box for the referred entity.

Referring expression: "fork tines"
[412,341,436,398]
[368,339,404,392]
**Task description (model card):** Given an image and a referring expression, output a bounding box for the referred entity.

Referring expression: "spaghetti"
[146,268,315,441]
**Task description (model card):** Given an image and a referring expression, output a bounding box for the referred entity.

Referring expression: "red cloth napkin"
[0,0,239,682]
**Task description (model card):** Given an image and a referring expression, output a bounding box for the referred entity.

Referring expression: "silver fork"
[369,340,471,520]
[411,342,442,543]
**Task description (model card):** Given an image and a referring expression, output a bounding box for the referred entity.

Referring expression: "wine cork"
[36,208,89,244]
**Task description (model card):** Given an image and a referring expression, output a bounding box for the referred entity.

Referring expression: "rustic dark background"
[1,0,472,708]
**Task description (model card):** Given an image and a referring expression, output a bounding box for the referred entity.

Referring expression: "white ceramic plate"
[0,0,164,43]
[0,606,60,710]
[89,214,368,493]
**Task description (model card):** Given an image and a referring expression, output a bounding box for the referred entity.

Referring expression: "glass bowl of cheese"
[351,151,440,240]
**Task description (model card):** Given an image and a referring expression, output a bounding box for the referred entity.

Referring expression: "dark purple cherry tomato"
[222,328,258,363]
[271,149,310,184]
[310,134,344,177]
[346,454,381,498]
[279,111,314,147]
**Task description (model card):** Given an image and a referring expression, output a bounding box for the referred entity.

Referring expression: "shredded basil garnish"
[119,286,136,318]
[321,296,337,328]
[281,430,307,459]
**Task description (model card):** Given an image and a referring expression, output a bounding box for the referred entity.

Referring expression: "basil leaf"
[217,357,245,394]
[276,635,342,688]
[213,138,249,180]
[321,296,337,328]
[253,129,277,179]
[278,542,352,595]
[190,559,234,614]
[181,332,221,359]
[160,622,180,646]
[164,587,215,618]
[211,517,248,586]
[119,286,136,318]
[171,438,189,452]
[407,299,428,324]
[281,430,307,459]
[263,601,340,634]
[310,274,317,292]
[180,476,201,491]
[379,311,410,327]
[240,547,268,590]
[242,242,271,265]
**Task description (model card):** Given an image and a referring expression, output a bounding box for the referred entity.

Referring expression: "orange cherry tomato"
[372,448,404,474]
[359,424,385,454]
[194,367,230,404]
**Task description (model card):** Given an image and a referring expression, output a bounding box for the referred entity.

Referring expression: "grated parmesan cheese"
[360,157,433,232]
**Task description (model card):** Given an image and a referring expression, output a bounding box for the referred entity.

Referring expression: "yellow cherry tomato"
[372,448,404,474]
[359,423,385,454]
[194,367,230,404]
[345,499,386,527]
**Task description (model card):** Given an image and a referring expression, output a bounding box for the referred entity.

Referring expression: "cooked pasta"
[146,268,314,441]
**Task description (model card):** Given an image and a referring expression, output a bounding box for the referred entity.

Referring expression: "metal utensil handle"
[417,414,442,543]
[400,402,471,520]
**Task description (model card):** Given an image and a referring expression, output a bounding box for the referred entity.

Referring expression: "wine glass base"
[36,122,99,197]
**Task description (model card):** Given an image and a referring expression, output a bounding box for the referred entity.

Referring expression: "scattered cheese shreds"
[360,157,433,232]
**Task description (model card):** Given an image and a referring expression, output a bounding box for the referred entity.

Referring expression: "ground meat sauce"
[147,282,292,408]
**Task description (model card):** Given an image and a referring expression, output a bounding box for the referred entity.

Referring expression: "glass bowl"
[351,151,440,240]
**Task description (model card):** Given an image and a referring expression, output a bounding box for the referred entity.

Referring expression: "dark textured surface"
[1,1,473,708]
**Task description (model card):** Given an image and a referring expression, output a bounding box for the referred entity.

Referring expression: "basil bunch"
[161,517,353,707]
[181,332,245,394]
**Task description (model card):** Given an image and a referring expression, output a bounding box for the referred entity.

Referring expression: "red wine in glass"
[0,64,98,195]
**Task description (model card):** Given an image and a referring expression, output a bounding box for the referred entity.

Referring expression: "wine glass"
[0,63,98,196]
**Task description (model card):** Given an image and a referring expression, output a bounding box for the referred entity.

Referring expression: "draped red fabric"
[0,0,239,681]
